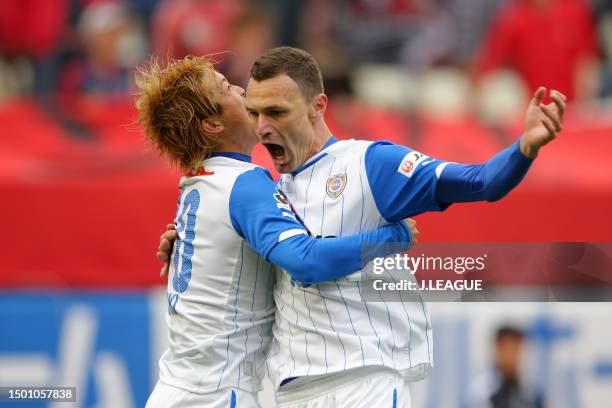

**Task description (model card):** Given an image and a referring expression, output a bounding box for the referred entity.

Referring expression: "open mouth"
[263,143,288,167]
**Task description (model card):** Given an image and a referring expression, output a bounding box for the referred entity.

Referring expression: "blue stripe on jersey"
[356,281,384,364]
[317,285,347,370]
[242,254,261,388]
[339,165,347,236]
[378,282,397,367]
[209,152,252,162]
[393,388,397,408]
[288,288,300,377]
[323,136,338,149]
[290,136,338,176]
[291,153,328,177]
[301,161,317,220]
[302,289,319,375]
[397,289,413,366]
[217,242,245,391]
[418,293,432,364]
[358,148,366,233]
[336,282,365,366]
[319,158,336,236]
[277,272,297,383]
[230,390,236,408]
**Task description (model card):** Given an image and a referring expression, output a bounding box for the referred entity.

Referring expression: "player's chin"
[275,161,294,173]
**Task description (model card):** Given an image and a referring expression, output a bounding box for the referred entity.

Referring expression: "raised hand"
[521,87,567,159]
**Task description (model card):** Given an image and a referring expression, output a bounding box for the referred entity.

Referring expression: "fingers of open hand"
[540,117,557,138]
[539,104,561,132]
[532,87,546,105]
[550,91,567,121]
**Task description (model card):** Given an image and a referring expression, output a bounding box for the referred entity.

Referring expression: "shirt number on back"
[172,189,200,293]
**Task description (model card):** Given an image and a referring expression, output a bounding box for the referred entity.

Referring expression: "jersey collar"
[290,136,338,176]
[208,152,252,163]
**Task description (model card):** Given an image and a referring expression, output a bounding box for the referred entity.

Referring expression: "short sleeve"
[365,141,451,222]
[229,167,307,259]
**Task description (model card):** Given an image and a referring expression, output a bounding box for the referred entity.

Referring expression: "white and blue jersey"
[268,138,450,389]
[159,153,280,395]
[157,151,413,397]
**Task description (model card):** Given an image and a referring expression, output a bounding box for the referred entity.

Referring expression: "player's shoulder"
[230,166,276,202]
[326,139,410,165]
[179,157,264,189]
[325,138,374,158]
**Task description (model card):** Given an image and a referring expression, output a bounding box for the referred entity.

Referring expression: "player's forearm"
[269,222,411,285]
[436,138,533,203]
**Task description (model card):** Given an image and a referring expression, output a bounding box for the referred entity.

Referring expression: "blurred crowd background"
[1,1,612,407]
[2,0,612,111]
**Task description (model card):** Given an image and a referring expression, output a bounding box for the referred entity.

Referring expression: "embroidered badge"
[326,173,348,199]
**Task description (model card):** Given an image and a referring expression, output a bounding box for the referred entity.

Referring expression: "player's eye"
[267,110,284,117]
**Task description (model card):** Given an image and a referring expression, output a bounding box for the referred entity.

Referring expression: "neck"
[214,132,256,156]
[307,119,334,159]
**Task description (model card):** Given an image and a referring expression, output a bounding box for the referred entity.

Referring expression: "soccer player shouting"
[136,56,416,408]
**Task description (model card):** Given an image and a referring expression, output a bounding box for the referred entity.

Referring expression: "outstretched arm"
[436,88,566,203]
[365,88,566,221]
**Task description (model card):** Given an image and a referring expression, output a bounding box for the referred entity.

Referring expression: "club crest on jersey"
[398,151,428,178]
[326,173,347,199]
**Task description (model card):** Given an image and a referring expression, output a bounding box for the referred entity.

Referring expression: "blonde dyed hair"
[135,56,222,172]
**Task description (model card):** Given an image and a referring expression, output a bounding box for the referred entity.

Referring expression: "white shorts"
[146,381,261,408]
[275,367,411,408]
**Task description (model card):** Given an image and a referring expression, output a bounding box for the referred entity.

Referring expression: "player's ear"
[308,93,327,121]
[202,117,224,135]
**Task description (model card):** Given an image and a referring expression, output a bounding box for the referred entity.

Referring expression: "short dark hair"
[250,47,324,100]
[495,326,525,342]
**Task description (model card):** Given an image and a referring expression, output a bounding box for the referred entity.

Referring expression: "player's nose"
[231,84,245,97]
[256,117,271,139]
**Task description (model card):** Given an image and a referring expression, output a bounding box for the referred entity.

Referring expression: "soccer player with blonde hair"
[136,56,416,408]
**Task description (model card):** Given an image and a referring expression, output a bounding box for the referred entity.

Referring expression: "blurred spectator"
[266,0,307,47]
[474,0,601,102]
[591,0,612,98]
[151,0,241,60]
[220,4,275,87]
[445,0,507,67]
[466,326,541,408]
[58,0,146,95]
[0,0,68,59]
[332,0,433,63]
[0,0,69,96]
[299,0,352,80]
